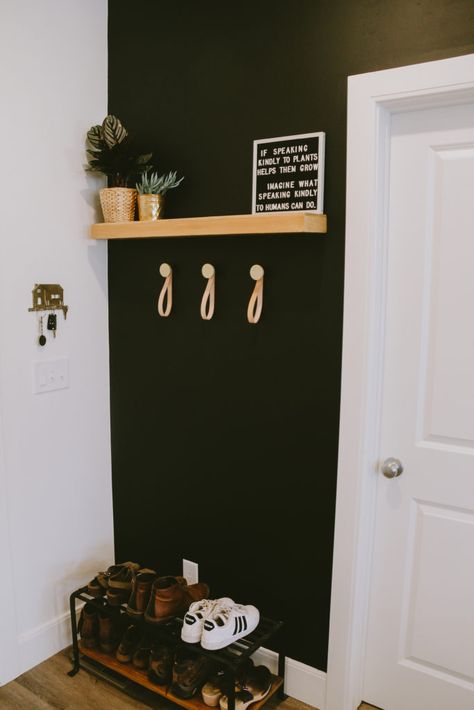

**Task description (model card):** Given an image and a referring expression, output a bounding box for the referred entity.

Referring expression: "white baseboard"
[252,646,326,710]
[17,605,80,678]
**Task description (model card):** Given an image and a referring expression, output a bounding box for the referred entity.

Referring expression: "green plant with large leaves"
[86,115,152,187]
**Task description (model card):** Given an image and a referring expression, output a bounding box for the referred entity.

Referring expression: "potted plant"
[86,115,152,222]
[136,170,184,221]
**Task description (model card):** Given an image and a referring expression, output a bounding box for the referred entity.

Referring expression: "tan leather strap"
[247,265,264,324]
[200,275,215,320]
[158,263,172,317]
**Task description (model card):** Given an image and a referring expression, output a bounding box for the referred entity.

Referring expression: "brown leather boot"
[106,562,140,606]
[148,640,176,684]
[172,653,214,699]
[78,603,99,648]
[99,605,123,653]
[144,576,209,624]
[126,568,157,619]
[116,623,142,663]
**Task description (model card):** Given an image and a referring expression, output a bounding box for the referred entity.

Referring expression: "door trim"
[326,53,474,710]
[0,396,20,684]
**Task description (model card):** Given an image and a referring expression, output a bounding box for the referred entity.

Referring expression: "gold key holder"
[28,284,69,319]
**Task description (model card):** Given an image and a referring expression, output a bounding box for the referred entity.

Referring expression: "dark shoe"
[132,629,154,670]
[98,604,123,653]
[145,576,209,624]
[107,562,140,606]
[148,641,176,685]
[78,603,99,648]
[219,665,272,710]
[202,669,227,706]
[127,568,157,619]
[172,653,214,699]
[116,623,141,663]
[87,572,108,597]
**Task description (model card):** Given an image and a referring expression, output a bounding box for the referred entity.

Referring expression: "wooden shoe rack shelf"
[68,586,286,710]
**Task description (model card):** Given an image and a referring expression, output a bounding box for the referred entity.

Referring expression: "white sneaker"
[201,602,260,650]
[181,597,234,643]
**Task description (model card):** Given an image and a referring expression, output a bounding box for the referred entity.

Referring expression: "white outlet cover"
[182,559,199,585]
[33,358,70,394]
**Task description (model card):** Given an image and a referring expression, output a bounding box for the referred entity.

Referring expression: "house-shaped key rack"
[28,284,68,319]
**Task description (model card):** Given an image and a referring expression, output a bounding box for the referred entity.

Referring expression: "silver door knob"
[381,457,404,478]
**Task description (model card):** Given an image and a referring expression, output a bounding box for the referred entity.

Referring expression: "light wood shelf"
[90,212,327,239]
[79,643,283,709]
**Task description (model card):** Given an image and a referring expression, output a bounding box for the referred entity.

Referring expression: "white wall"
[0,0,113,684]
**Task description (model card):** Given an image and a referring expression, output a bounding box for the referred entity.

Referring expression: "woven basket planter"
[99,187,137,223]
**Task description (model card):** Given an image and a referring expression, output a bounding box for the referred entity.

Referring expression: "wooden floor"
[0,649,319,710]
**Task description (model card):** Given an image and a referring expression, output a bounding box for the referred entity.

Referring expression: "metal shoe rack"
[68,585,286,710]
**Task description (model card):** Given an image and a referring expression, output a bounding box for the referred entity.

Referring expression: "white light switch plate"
[33,358,70,394]
[183,559,199,585]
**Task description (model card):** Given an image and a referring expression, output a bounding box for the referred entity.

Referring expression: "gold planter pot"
[100,187,137,223]
[138,193,165,221]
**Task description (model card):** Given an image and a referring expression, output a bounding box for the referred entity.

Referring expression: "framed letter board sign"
[252,132,325,214]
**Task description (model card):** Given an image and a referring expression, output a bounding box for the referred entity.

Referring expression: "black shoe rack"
[68,586,286,710]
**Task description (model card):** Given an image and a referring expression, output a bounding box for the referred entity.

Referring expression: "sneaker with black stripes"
[181,598,234,644]
[200,602,260,650]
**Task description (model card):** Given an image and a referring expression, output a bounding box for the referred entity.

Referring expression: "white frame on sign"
[325,53,474,710]
[252,131,325,214]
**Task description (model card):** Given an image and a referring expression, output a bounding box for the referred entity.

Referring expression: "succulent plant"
[86,115,153,187]
[136,170,184,195]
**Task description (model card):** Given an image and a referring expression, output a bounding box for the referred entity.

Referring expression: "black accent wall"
[108,0,474,670]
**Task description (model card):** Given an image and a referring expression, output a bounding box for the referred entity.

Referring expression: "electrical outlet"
[183,559,199,585]
[33,358,70,394]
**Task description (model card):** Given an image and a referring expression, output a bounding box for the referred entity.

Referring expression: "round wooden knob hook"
[158,263,173,317]
[250,264,264,281]
[247,264,264,324]
[159,263,172,278]
[200,263,215,320]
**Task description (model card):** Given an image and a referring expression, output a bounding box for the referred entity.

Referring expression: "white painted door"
[363,101,474,710]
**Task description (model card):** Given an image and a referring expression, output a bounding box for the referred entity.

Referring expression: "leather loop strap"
[247,273,264,324]
[200,275,215,320]
[158,273,172,317]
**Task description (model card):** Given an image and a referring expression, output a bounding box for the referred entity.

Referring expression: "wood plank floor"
[0,649,319,710]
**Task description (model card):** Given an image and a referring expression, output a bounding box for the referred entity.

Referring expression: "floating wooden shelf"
[90,212,327,239]
[79,643,283,710]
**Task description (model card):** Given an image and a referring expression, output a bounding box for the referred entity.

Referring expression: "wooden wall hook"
[247,264,264,324]
[200,263,215,320]
[158,263,173,317]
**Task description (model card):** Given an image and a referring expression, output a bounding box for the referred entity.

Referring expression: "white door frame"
[0,404,20,684]
[325,53,474,710]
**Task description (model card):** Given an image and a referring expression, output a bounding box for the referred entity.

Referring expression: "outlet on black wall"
[108,0,474,670]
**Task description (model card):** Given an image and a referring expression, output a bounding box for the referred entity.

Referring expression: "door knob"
[381,457,404,478]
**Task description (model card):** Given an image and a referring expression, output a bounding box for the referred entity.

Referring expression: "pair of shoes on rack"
[217,665,272,710]
[126,568,157,617]
[78,600,123,653]
[148,642,216,699]
[116,623,154,668]
[87,561,140,605]
[123,570,184,620]
[107,562,143,606]
[116,624,167,670]
[145,575,210,624]
[181,598,260,650]
[148,640,177,684]
[171,650,215,699]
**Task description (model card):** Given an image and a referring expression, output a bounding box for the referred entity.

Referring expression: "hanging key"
[47,313,57,338]
[38,315,46,346]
